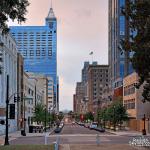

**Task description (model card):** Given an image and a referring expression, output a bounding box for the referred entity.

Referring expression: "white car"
[89,122,98,129]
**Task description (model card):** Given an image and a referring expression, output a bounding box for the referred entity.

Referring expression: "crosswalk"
[68,124,83,128]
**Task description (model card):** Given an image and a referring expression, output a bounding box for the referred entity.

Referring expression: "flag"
[89,51,93,55]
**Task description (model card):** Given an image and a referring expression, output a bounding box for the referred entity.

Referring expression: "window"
[30,50,34,56]
[48,50,52,56]
[36,50,40,56]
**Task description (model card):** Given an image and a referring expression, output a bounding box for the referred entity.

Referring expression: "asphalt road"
[53,123,110,135]
[10,123,150,146]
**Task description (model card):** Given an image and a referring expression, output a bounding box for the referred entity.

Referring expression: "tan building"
[47,76,54,110]
[75,82,85,114]
[26,72,49,108]
[87,64,109,114]
[17,53,24,130]
[24,72,44,129]
[123,72,150,133]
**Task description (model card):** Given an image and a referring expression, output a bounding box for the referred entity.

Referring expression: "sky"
[9,0,108,111]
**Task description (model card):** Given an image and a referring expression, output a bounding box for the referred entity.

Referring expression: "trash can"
[29,125,33,133]
[21,129,26,136]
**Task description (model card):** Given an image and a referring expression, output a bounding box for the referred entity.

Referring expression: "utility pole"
[45,107,47,132]
[4,75,9,145]
[113,106,116,132]
[142,114,146,135]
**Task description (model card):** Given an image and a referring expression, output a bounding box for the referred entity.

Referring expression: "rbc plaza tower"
[10,7,59,111]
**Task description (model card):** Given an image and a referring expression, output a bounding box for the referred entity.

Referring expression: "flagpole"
[89,51,93,63]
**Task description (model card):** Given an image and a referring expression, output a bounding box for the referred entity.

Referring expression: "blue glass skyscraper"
[109,0,133,90]
[10,7,59,111]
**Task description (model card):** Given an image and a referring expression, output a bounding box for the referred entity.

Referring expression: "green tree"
[33,103,49,125]
[58,111,64,121]
[99,101,128,129]
[0,0,30,33]
[121,0,150,102]
[85,112,94,122]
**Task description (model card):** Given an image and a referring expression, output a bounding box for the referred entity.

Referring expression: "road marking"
[50,134,117,137]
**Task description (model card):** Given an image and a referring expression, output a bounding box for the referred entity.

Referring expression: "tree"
[0,0,30,33]
[85,112,94,122]
[98,101,128,129]
[34,103,45,124]
[121,0,150,102]
[33,103,51,125]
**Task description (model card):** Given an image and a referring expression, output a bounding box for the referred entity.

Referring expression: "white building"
[47,76,54,110]
[0,32,17,135]
[24,72,44,129]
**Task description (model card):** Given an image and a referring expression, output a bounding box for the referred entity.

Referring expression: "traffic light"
[0,120,5,125]
[14,96,20,102]
[17,96,20,102]
[9,104,15,119]
[14,96,17,103]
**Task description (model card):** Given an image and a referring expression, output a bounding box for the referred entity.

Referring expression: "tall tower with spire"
[10,5,59,112]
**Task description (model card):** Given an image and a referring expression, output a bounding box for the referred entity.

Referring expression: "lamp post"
[113,106,116,131]
[142,114,146,135]
[4,75,9,145]
[44,106,47,132]
[49,106,52,130]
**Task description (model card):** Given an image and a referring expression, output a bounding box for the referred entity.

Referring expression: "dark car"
[54,127,61,133]
[95,127,105,132]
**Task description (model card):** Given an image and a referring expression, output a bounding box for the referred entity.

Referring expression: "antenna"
[51,0,53,8]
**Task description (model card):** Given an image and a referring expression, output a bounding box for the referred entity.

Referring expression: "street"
[9,123,150,147]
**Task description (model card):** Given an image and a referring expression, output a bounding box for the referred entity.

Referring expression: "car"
[72,121,75,125]
[54,127,61,133]
[84,123,90,128]
[95,127,105,132]
[89,122,98,129]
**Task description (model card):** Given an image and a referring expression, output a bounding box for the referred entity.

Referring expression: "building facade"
[123,72,150,133]
[108,0,133,99]
[0,32,17,134]
[87,64,109,114]
[17,53,24,130]
[27,73,48,105]
[10,7,59,112]
[23,72,44,129]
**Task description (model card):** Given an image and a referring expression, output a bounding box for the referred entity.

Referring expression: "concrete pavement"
[107,129,150,137]
[0,128,55,145]
[59,144,148,150]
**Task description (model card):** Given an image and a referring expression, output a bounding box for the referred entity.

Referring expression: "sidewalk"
[59,144,148,150]
[0,128,55,145]
[107,129,150,137]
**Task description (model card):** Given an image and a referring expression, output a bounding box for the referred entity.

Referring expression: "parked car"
[89,122,98,129]
[72,121,75,125]
[84,123,90,128]
[54,127,61,133]
[95,127,105,132]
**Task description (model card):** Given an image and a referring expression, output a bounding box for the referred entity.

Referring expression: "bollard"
[96,134,100,146]
[54,136,60,150]
[45,132,48,145]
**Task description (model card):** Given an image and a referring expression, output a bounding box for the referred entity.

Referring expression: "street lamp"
[49,106,52,130]
[142,114,146,135]
[113,106,116,131]
[44,106,47,132]
[4,75,9,145]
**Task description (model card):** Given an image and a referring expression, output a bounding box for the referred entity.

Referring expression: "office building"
[87,64,109,113]
[23,72,44,129]
[0,32,17,134]
[108,0,133,99]
[10,7,59,112]
[17,53,24,130]
[123,72,150,133]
